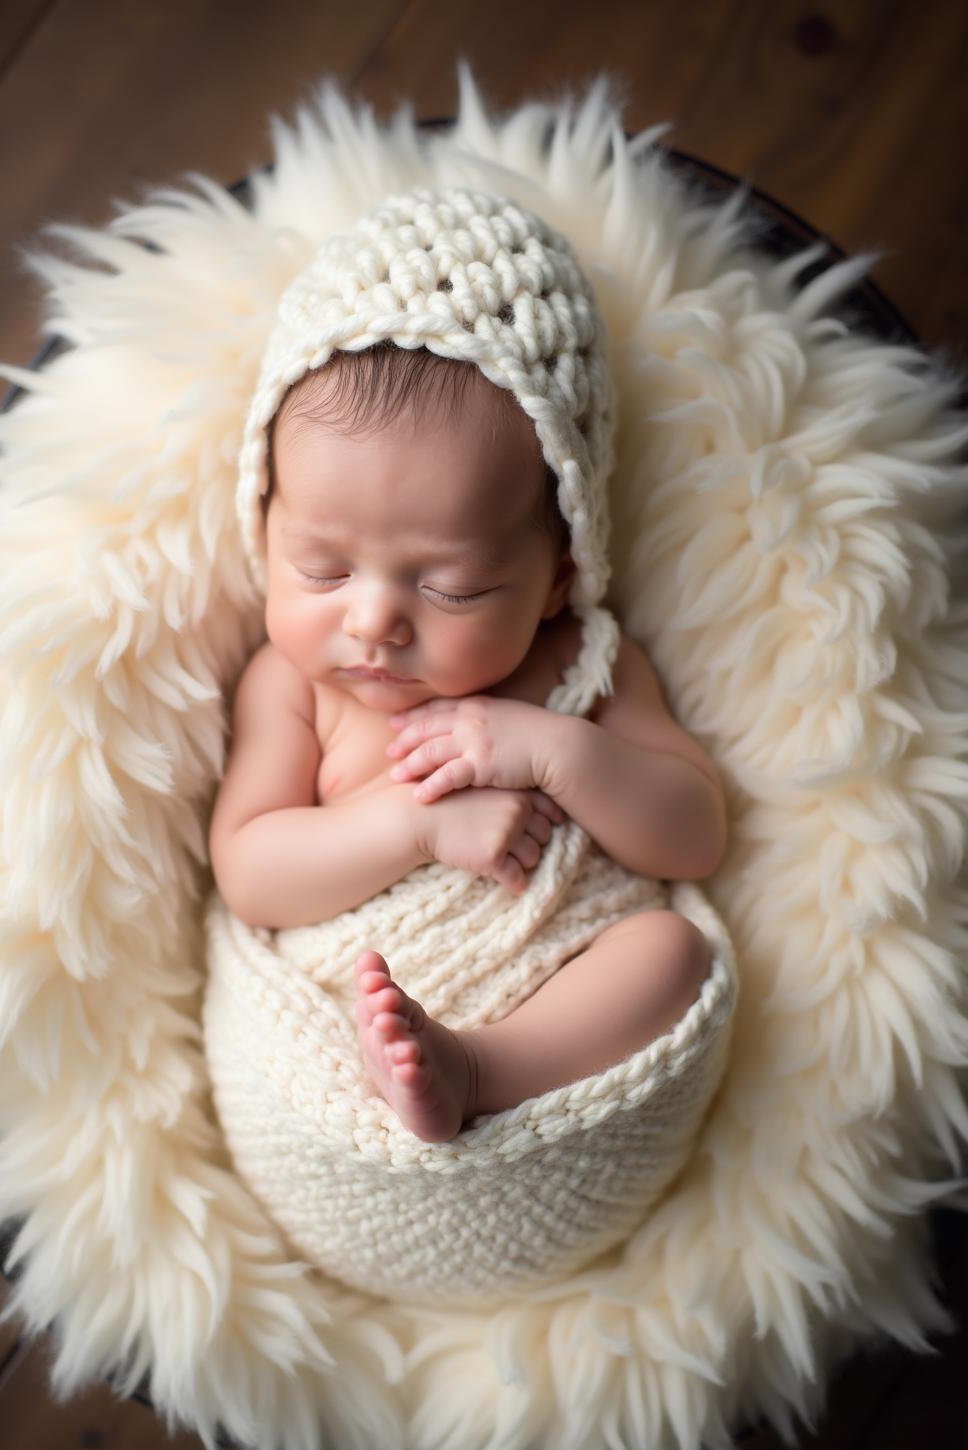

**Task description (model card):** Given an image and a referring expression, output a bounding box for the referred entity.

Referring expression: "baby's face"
[263,376,573,713]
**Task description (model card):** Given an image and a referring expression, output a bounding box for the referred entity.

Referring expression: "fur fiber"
[1,64,967,1450]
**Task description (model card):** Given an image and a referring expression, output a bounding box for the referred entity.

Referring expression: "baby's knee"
[640,910,713,1007]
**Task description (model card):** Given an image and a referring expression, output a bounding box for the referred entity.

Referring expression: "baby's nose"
[343,587,412,645]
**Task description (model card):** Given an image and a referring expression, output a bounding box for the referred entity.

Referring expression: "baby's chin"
[332,671,494,711]
[333,671,435,710]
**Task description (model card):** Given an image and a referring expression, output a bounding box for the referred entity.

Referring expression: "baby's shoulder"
[589,629,677,738]
[233,640,316,728]
[592,630,669,728]
[593,629,721,787]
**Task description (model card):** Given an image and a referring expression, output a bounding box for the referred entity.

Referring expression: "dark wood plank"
[0,1332,208,1450]
[0,0,408,367]
[0,0,51,75]
[355,0,968,350]
[673,0,968,357]
[2,0,966,363]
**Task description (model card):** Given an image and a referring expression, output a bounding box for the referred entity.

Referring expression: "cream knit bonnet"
[235,185,620,694]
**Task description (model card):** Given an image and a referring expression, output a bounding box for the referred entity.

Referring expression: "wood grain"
[0,0,50,70]
[353,0,968,353]
[0,0,406,368]
[0,1325,206,1450]
[1,0,967,366]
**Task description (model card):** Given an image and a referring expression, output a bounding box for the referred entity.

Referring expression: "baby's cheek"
[264,585,293,647]
[432,617,524,692]
[265,583,318,658]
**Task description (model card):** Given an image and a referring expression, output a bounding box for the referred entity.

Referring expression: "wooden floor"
[2,0,968,366]
[1,1,966,1446]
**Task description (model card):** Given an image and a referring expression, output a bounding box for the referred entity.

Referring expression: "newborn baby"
[209,340,727,1145]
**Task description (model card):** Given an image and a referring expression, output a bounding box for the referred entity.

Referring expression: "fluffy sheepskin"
[1,64,967,1450]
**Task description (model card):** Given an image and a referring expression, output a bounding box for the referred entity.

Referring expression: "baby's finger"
[390,735,459,780]
[526,811,552,845]
[510,834,540,869]
[496,855,527,894]
[530,790,566,824]
[386,712,452,756]
[412,757,475,802]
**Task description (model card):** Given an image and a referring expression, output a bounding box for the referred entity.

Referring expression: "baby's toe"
[355,951,389,985]
[355,981,397,1030]
[370,985,403,1016]
[374,1011,409,1040]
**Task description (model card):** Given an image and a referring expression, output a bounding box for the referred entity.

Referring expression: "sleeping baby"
[209,188,728,1146]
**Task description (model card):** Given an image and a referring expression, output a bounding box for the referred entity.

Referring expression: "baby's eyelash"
[427,588,478,604]
[299,572,480,605]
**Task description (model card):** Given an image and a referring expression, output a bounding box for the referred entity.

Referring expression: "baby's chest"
[312,696,396,806]
[310,610,582,806]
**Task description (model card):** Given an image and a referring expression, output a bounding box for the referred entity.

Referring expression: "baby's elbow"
[215,876,274,930]
[209,829,264,928]
[210,863,250,925]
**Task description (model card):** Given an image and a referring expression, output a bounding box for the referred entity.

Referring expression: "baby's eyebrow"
[280,524,508,567]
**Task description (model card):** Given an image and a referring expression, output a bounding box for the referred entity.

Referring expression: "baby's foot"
[354,950,475,1142]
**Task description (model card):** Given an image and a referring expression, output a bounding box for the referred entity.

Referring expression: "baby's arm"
[542,634,728,881]
[387,634,727,883]
[209,643,427,929]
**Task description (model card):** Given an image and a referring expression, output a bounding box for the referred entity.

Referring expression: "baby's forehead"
[268,351,551,544]
[275,352,540,455]
[273,376,547,524]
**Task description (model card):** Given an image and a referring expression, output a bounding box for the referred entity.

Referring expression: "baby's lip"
[343,665,416,683]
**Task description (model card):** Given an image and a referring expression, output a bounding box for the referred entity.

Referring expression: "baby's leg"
[463,911,712,1116]
[354,910,712,1142]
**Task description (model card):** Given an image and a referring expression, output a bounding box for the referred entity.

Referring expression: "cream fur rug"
[1,65,967,1450]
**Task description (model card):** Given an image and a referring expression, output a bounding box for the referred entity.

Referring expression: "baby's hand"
[386,696,555,802]
[414,786,565,894]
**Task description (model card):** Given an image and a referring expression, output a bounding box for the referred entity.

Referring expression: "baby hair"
[262,343,570,557]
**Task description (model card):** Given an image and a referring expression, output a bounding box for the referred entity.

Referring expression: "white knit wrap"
[203,647,738,1304]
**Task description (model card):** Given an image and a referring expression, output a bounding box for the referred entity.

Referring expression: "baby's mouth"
[342,666,417,684]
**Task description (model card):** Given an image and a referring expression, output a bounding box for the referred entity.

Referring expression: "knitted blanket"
[203,824,737,1305]
[202,610,738,1303]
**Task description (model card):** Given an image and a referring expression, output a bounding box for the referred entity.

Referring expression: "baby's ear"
[542,551,576,618]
